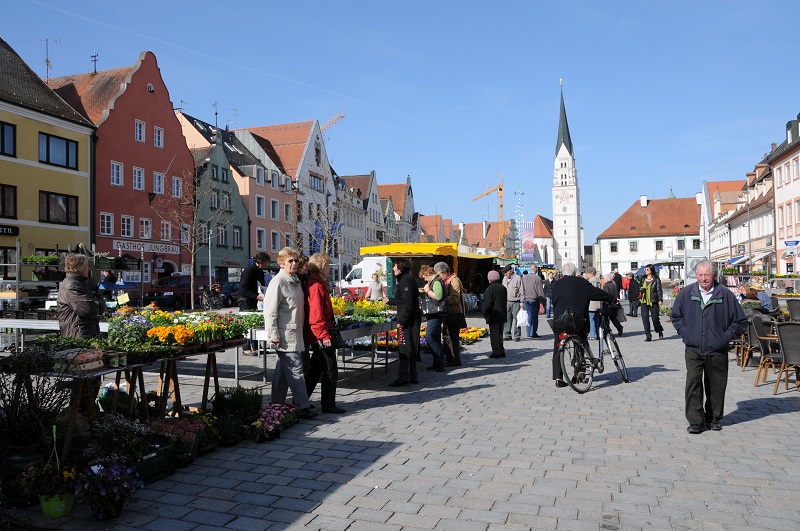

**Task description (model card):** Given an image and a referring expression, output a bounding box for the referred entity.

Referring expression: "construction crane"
[471,172,505,255]
[320,110,345,132]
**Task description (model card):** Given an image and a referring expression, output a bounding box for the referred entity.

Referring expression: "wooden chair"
[774,322,800,394]
[787,299,800,321]
[739,319,760,370]
[752,314,781,386]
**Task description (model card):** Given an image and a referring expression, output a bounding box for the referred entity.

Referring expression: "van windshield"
[347,268,362,281]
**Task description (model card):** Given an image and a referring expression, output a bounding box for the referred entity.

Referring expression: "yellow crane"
[471,172,505,255]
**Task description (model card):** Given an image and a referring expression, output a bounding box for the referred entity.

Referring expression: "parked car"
[218,281,240,307]
[142,274,211,310]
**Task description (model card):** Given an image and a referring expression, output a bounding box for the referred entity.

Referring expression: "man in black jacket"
[551,262,616,387]
[390,257,421,387]
[483,270,507,358]
[238,252,269,354]
[626,273,640,317]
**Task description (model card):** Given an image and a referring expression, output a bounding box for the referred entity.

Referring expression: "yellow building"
[0,38,94,280]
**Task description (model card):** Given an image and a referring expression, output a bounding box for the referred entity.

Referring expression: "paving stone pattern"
[16,311,800,530]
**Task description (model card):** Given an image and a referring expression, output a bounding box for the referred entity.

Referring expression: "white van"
[338,256,392,297]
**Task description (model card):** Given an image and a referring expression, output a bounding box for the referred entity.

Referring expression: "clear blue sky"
[5,1,800,244]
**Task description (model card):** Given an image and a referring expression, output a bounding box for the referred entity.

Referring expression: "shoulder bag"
[551,308,585,334]
[326,326,345,350]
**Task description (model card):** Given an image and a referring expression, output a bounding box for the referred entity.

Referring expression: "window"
[314,142,321,166]
[308,203,313,220]
[153,126,163,148]
[181,224,191,244]
[39,133,78,169]
[779,206,785,228]
[233,227,242,248]
[629,241,638,252]
[796,200,800,223]
[211,165,219,180]
[255,195,265,218]
[216,225,227,246]
[284,233,292,248]
[135,120,145,143]
[270,199,279,220]
[0,121,16,157]
[222,193,231,211]
[221,168,229,183]
[255,228,266,251]
[777,166,784,186]
[139,218,151,239]
[271,231,280,251]
[0,184,16,218]
[678,239,685,251]
[133,167,144,190]
[630,262,638,271]
[610,241,618,253]
[655,240,663,251]
[161,220,171,241]
[199,223,208,245]
[110,161,123,186]
[284,202,291,223]
[256,167,264,186]
[296,233,304,253]
[271,170,279,189]
[141,262,151,284]
[692,239,700,250]
[100,212,114,235]
[310,175,323,192]
[172,177,182,198]
[121,215,134,237]
[39,191,78,225]
[211,189,219,209]
[610,262,618,271]
[153,172,164,195]
[297,201,303,222]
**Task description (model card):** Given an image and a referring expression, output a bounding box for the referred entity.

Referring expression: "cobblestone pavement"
[13,311,800,530]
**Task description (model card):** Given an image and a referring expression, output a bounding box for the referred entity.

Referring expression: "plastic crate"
[134,444,175,485]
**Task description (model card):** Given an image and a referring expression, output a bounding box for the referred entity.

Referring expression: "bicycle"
[555,305,629,393]
[200,284,224,310]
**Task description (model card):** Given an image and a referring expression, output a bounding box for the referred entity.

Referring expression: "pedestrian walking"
[238,252,269,355]
[438,262,467,367]
[502,265,523,341]
[419,264,446,372]
[483,270,507,358]
[639,264,664,341]
[521,265,545,338]
[626,273,640,317]
[389,257,421,387]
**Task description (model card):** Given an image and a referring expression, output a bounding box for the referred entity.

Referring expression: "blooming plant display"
[74,463,143,515]
[20,463,77,497]
[107,314,152,344]
[147,418,205,455]
[146,325,195,345]
[251,404,287,442]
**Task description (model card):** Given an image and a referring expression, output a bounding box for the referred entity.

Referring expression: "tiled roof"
[190,146,213,167]
[241,121,314,179]
[457,220,513,250]
[0,37,93,127]
[597,197,701,239]
[532,215,554,238]
[378,184,407,213]
[443,218,453,240]
[180,112,260,170]
[340,175,372,200]
[48,65,134,125]
[708,180,744,195]
[248,133,286,174]
[727,187,773,225]
[419,215,444,240]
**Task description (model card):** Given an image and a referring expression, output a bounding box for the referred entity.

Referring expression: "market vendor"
[58,253,102,339]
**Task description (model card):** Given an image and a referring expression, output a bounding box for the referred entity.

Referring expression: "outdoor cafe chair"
[752,314,781,386]
[786,299,800,321]
[773,321,800,394]
[738,318,761,370]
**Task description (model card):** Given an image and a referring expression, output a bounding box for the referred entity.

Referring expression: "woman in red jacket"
[303,253,346,414]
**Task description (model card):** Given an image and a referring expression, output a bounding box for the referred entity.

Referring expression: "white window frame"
[161,220,171,242]
[221,168,229,183]
[256,228,267,251]
[153,172,164,195]
[133,166,144,191]
[270,199,279,220]
[153,126,164,149]
[181,224,191,244]
[172,177,182,198]
[217,225,227,246]
[271,230,280,252]
[139,218,152,239]
[134,120,145,143]
[222,192,231,211]
[271,170,279,189]
[121,215,134,238]
[233,227,241,248]
[256,167,264,186]
[284,202,292,223]
[255,195,266,218]
[211,189,219,209]
[111,161,123,187]
[100,212,114,236]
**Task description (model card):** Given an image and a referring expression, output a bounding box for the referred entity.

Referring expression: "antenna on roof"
[224,107,239,129]
[33,38,60,82]
[212,101,218,129]
[174,99,189,112]
[90,51,98,74]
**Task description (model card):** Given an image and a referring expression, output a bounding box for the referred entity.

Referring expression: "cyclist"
[551,262,616,388]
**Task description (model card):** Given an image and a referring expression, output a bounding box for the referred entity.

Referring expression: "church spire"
[556,82,573,156]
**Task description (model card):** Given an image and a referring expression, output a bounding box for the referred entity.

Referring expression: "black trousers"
[640,304,663,339]
[305,344,339,408]
[239,299,257,350]
[552,332,588,380]
[684,347,728,425]
[443,323,462,363]
[398,315,421,381]
[488,322,505,356]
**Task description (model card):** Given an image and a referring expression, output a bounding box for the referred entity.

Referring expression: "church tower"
[552,84,583,269]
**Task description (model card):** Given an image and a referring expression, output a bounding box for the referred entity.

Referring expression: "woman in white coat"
[264,247,317,419]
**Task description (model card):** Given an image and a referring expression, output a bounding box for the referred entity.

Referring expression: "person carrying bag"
[420,265,447,372]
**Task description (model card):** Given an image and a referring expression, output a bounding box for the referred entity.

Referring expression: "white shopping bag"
[516,307,528,323]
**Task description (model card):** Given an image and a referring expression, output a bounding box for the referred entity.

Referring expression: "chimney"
[482,220,488,239]
[772,142,777,152]
[459,222,468,245]
[639,195,648,207]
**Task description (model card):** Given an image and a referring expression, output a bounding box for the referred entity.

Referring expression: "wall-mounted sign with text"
[112,240,179,255]
[0,225,20,236]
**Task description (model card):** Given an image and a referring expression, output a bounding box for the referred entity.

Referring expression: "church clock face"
[555,191,571,203]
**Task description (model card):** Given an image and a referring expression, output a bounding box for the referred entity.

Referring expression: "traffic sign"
[785,240,800,246]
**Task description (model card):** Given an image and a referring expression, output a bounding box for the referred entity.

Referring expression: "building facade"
[551,88,582,268]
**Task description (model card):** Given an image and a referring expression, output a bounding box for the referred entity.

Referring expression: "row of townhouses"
[0,39,420,285]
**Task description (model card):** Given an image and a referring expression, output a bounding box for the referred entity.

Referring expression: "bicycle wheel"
[200,294,211,311]
[606,334,629,383]
[560,336,594,393]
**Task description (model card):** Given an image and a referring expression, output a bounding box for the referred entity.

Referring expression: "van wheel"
[341,289,352,297]
[173,297,185,311]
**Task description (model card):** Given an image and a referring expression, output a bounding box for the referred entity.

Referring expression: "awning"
[748,251,773,264]
[726,256,747,265]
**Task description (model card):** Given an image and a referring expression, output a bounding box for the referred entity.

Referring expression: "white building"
[551,87,583,268]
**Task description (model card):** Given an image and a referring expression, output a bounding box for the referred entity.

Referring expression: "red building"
[49,51,195,283]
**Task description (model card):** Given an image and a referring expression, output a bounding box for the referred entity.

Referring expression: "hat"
[487,270,501,282]
[501,265,513,274]
[751,282,764,291]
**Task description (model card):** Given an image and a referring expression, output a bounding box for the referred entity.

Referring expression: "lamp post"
[746,185,752,270]
[208,228,213,282]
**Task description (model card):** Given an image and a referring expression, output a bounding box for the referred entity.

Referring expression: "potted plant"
[82,414,155,466]
[146,418,204,466]
[186,411,220,454]
[74,462,143,520]
[20,461,78,518]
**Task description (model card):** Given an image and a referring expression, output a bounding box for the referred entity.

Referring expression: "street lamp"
[208,228,213,282]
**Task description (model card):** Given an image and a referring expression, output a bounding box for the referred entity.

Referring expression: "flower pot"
[92,499,124,521]
[39,494,74,518]
[0,444,43,508]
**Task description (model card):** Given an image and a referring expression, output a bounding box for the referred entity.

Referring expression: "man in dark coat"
[390,257,421,387]
[238,252,269,354]
[626,273,640,317]
[551,262,616,387]
[483,270,508,358]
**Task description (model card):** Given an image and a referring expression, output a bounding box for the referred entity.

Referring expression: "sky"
[5,0,800,244]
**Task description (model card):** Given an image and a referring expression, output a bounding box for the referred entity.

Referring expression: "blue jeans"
[523,300,540,337]
[545,297,552,318]
[425,316,445,368]
[589,311,599,339]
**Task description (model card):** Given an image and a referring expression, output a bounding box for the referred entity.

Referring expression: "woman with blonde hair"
[264,247,317,419]
[303,253,346,414]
